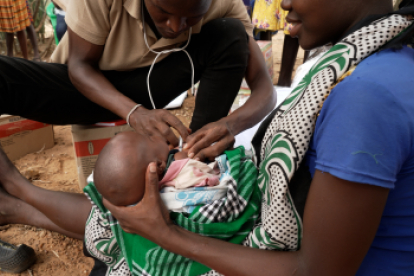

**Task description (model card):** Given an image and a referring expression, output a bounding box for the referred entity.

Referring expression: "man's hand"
[184,120,235,161]
[67,28,188,148]
[129,106,190,149]
[103,162,172,242]
[183,38,276,162]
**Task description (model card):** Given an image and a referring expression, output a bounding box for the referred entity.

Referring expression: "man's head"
[94,132,169,206]
[144,0,212,39]
[281,0,394,50]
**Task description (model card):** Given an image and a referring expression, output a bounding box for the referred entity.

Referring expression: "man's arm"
[105,166,389,276]
[225,38,276,135]
[185,38,276,160]
[67,28,189,145]
[67,27,137,122]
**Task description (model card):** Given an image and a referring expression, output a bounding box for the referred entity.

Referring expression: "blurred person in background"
[52,0,66,42]
[0,0,31,59]
[24,0,40,61]
[252,0,309,87]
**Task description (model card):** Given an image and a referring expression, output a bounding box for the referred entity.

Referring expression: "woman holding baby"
[103,0,414,275]
[0,0,413,275]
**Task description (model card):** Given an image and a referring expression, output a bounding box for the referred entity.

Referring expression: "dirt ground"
[0,32,304,276]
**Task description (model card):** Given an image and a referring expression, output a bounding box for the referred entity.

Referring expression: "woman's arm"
[105,165,389,276]
[184,38,276,160]
[67,28,189,146]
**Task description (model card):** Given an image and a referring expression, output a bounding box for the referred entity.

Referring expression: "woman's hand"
[184,120,235,161]
[103,162,172,242]
[129,106,190,149]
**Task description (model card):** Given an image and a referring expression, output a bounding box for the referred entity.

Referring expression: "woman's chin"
[298,37,328,51]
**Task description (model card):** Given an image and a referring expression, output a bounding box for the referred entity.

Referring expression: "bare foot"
[0,186,57,229]
[0,187,28,226]
[0,146,24,197]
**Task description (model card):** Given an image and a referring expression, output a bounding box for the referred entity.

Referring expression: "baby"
[93,131,224,207]
[84,131,258,276]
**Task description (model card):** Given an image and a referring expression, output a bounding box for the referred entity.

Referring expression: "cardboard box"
[71,121,133,189]
[0,115,54,161]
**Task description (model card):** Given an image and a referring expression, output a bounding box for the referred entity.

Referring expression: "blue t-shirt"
[305,46,414,275]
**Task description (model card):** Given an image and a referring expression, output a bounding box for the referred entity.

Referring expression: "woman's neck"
[334,2,394,44]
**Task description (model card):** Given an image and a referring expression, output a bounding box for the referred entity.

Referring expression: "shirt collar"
[123,0,142,20]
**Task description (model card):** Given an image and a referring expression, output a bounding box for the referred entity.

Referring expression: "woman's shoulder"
[344,46,414,93]
[330,46,414,118]
[312,47,414,187]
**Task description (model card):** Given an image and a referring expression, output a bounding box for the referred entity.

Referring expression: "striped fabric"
[0,0,31,32]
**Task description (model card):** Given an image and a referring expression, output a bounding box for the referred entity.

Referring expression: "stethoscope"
[141,3,195,110]
[142,3,191,153]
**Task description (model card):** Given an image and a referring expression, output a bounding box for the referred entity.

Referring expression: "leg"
[0,56,120,124]
[16,30,28,59]
[0,147,90,238]
[277,35,300,87]
[0,19,248,129]
[186,18,249,131]
[26,24,40,60]
[0,188,83,239]
[259,31,273,41]
[5,33,14,57]
[0,51,200,125]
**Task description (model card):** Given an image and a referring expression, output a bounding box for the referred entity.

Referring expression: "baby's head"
[94,132,169,206]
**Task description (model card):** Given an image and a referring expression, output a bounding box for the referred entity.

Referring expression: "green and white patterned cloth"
[83,147,261,276]
[243,14,414,252]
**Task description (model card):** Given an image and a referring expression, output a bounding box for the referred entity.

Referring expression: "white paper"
[234,87,291,150]
[163,92,188,109]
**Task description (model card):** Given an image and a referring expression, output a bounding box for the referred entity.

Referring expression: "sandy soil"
[0,124,93,276]
[0,32,304,276]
